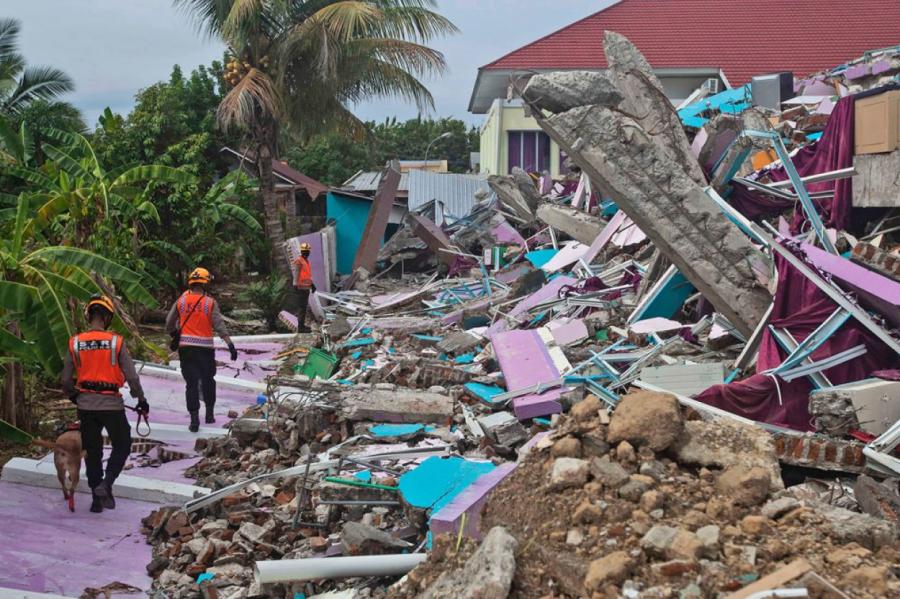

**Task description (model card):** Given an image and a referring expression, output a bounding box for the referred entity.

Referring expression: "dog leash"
[125,405,151,438]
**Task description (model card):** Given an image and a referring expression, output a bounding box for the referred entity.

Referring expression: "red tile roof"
[483,0,900,84]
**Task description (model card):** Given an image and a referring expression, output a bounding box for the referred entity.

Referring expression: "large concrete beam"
[522,70,623,113]
[603,31,708,186]
[532,104,771,336]
[535,204,606,245]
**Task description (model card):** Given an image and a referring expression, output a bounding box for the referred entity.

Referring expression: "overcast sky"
[8,0,614,129]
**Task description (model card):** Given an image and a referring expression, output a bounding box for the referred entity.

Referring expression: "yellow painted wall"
[479,100,563,177]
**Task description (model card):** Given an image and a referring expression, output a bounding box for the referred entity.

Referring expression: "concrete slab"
[340,388,454,424]
[1,457,209,503]
[0,481,152,596]
[641,362,725,397]
[535,204,606,245]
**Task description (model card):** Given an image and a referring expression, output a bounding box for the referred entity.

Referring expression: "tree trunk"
[1,323,26,429]
[255,122,291,279]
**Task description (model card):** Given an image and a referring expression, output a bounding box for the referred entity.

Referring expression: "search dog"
[32,429,83,512]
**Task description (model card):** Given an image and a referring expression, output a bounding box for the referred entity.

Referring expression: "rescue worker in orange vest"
[292,242,316,333]
[165,268,237,432]
[61,295,149,513]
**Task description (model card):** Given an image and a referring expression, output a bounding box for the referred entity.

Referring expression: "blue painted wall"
[326,191,373,275]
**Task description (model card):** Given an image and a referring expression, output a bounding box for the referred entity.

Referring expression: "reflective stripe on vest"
[70,331,125,395]
[177,291,215,347]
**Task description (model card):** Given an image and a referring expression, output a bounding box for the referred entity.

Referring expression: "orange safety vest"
[69,330,126,396]
[177,291,215,348]
[294,256,313,289]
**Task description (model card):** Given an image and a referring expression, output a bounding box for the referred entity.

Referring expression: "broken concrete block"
[535,203,606,245]
[488,168,541,222]
[436,331,481,354]
[716,466,771,507]
[478,411,529,447]
[607,390,683,452]
[340,521,412,555]
[522,70,624,114]
[530,101,771,337]
[589,457,629,488]
[550,457,589,489]
[340,388,453,424]
[419,526,518,599]
[761,497,801,520]
[550,435,582,458]
[854,475,900,523]
[811,378,900,436]
[672,420,783,491]
[640,525,703,561]
[584,550,634,591]
[812,502,899,550]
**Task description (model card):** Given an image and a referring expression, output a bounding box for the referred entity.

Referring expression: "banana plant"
[0,194,156,376]
[0,127,196,249]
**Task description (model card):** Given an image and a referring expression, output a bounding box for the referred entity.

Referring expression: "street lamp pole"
[424,132,452,171]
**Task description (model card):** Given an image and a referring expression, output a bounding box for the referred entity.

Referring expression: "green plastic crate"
[297,347,338,380]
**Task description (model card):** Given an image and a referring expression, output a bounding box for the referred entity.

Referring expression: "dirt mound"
[479,408,900,598]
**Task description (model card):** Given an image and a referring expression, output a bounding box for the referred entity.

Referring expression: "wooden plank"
[724,559,811,599]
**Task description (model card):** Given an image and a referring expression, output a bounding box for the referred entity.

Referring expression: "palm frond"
[0,18,21,61]
[217,67,280,130]
[5,66,75,113]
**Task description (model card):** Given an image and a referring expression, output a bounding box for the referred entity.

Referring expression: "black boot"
[90,490,104,513]
[189,410,200,432]
[205,404,215,424]
[95,481,116,510]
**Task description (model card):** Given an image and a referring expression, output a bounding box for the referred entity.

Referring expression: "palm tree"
[0,19,77,118]
[174,0,457,273]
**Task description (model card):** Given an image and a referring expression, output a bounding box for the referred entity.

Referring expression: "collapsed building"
[135,34,900,599]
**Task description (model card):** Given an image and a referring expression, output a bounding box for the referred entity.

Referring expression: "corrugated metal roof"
[407,170,489,218]
[341,171,410,193]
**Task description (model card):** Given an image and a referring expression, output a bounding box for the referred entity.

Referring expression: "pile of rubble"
[140,32,900,599]
[398,393,899,598]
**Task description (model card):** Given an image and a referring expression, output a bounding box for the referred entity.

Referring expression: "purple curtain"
[538,132,551,172]
[522,131,537,172]
[507,132,521,174]
[695,242,896,431]
[728,95,856,232]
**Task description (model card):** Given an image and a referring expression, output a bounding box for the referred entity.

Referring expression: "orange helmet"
[299,242,311,252]
[188,267,212,285]
[85,294,115,318]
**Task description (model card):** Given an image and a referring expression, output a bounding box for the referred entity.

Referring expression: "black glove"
[228,343,238,361]
[311,283,317,293]
[136,399,150,415]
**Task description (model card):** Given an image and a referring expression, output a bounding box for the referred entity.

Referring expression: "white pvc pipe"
[255,554,427,583]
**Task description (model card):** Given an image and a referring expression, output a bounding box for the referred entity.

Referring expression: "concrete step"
[127,419,228,443]
[1,457,209,504]
[134,362,267,393]
[0,589,71,599]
